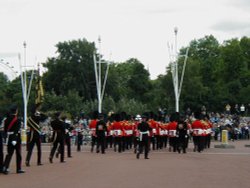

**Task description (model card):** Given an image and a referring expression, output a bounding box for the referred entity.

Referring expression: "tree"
[43,38,97,100]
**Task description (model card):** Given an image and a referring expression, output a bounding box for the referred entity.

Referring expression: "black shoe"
[96,150,100,153]
[68,156,73,158]
[25,161,30,167]
[37,163,43,166]
[3,169,9,175]
[49,157,53,163]
[145,157,150,159]
[17,169,25,174]
[60,160,66,163]
[136,153,140,159]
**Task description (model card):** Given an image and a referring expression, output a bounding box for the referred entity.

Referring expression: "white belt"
[113,130,122,136]
[168,130,176,137]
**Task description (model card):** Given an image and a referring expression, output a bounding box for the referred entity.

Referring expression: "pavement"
[1,140,250,188]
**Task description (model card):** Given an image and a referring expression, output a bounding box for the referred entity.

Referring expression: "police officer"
[25,104,47,166]
[3,105,25,174]
[49,112,66,163]
[96,114,107,154]
[136,115,152,159]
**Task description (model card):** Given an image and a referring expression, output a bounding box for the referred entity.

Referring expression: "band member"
[76,122,83,152]
[136,115,152,159]
[192,111,204,153]
[168,112,179,152]
[0,116,4,173]
[56,116,74,157]
[176,116,188,153]
[3,105,25,174]
[112,114,123,153]
[96,114,107,154]
[25,105,47,166]
[49,112,66,163]
[89,111,98,152]
[64,117,74,157]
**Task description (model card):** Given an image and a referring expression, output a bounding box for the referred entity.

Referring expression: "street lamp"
[168,28,189,112]
[93,36,111,113]
[19,42,35,131]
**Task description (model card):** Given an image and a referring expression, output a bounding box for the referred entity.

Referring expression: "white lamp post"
[93,36,110,113]
[168,28,189,112]
[19,42,35,130]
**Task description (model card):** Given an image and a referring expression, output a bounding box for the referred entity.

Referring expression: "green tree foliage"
[43,38,97,100]
[1,36,250,117]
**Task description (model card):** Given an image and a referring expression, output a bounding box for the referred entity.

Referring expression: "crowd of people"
[0,104,250,175]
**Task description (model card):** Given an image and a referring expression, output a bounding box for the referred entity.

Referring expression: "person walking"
[136,115,152,159]
[96,114,107,154]
[49,112,66,163]
[25,105,47,166]
[0,116,4,173]
[2,105,25,174]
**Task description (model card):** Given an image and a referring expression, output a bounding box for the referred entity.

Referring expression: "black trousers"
[114,137,122,152]
[26,135,42,164]
[50,138,65,162]
[65,136,71,157]
[4,140,22,171]
[0,133,3,171]
[96,135,106,153]
[138,137,149,158]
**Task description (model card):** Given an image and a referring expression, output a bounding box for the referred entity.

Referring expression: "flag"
[35,65,44,105]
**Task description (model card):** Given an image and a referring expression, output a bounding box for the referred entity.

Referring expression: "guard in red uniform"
[167,112,179,152]
[89,111,98,152]
[192,111,204,153]
[112,114,123,153]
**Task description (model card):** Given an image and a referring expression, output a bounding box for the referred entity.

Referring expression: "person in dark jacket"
[25,104,47,166]
[0,116,4,173]
[3,105,25,174]
[49,112,66,163]
[136,115,152,159]
[96,114,107,154]
[176,116,188,154]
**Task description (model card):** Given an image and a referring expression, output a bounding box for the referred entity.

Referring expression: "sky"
[0,0,250,80]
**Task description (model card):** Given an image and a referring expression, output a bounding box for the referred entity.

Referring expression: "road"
[1,140,250,188]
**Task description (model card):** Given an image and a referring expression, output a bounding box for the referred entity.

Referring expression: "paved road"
[1,140,250,188]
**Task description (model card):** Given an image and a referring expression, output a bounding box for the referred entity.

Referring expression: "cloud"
[144,7,176,15]
[211,21,250,33]
[228,0,250,11]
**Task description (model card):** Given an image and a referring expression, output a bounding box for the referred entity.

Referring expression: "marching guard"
[136,115,152,159]
[49,112,66,163]
[2,105,25,174]
[96,114,107,154]
[25,105,47,166]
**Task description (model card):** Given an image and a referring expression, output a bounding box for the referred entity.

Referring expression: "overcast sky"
[0,0,250,80]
